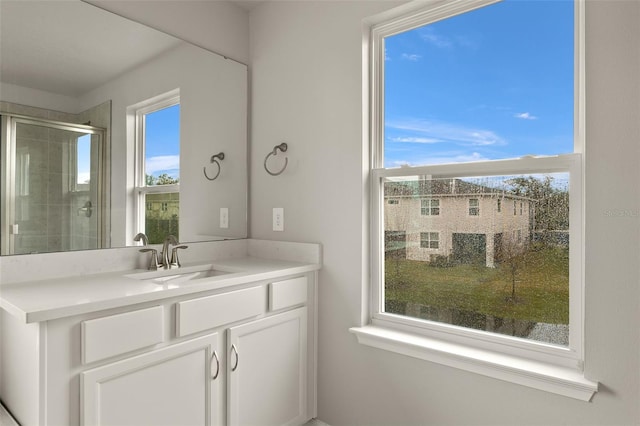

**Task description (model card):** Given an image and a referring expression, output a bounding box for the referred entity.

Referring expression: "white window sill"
[350,325,598,401]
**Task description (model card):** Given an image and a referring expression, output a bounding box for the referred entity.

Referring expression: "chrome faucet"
[160,235,188,269]
[137,234,187,270]
[161,235,178,267]
[133,232,148,246]
[139,248,161,270]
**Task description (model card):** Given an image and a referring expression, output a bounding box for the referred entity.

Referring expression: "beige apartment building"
[385,178,531,267]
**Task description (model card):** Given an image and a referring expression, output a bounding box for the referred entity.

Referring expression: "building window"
[420,198,440,216]
[420,232,439,249]
[356,0,593,399]
[388,199,399,205]
[468,198,479,216]
[132,90,180,244]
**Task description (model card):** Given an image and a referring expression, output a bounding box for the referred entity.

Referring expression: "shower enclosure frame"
[1,113,108,255]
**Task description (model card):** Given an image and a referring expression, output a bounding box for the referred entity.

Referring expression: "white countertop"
[0,256,320,324]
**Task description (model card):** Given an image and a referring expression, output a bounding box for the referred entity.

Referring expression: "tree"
[145,173,179,186]
[496,232,529,303]
[507,176,569,244]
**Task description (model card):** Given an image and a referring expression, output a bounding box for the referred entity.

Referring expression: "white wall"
[85,0,250,64]
[0,82,79,114]
[78,43,247,246]
[250,1,640,425]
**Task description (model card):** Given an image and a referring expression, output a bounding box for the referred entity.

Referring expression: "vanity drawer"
[269,276,308,311]
[81,306,164,364]
[176,286,266,337]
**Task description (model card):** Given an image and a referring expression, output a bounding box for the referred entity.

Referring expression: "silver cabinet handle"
[211,350,220,380]
[230,344,239,372]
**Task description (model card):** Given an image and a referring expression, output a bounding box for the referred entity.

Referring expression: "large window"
[355,0,596,401]
[134,91,180,244]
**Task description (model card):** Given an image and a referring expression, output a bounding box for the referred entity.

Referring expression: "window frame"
[420,231,440,249]
[468,198,480,216]
[133,91,180,237]
[420,198,440,216]
[354,0,597,401]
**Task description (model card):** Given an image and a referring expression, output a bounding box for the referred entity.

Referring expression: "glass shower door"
[1,116,104,255]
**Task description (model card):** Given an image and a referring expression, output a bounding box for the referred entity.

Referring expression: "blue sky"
[76,134,91,184]
[384,0,574,168]
[145,104,180,180]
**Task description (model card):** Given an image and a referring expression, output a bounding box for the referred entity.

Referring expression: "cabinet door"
[81,333,223,426]
[228,307,307,426]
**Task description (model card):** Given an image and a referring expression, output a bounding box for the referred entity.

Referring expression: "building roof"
[385,178,530,200]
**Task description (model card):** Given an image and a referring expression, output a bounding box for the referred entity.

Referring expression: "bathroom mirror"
[0,0,248,255]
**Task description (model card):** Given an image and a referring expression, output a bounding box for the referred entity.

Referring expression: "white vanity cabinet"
[0,270,317,426]
[81,332,223,426]
[227,307,307,426]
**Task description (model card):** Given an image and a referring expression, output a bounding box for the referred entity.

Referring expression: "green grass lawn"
[385,245,569,324]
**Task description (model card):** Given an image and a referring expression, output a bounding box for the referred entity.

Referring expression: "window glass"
[420,198,440,216]
[468,198,479,216]
[144,193,179,243]
[420,232,440,249]
[383,0,574,167]
[144,104,180,186]
[76,134,91,186]
[383,173,570,345]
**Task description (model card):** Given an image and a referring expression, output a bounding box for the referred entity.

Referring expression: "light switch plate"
[273,208,284,231]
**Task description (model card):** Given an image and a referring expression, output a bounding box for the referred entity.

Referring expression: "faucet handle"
[170,245,188,268]
[139,248,161,270]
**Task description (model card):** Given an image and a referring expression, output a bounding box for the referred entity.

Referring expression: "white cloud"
[388,136,442,144]
[515,112,538,120]
[388,152,489,167]
[387,119,507,147]
[77,172,91,184]
[401,53,421,62]
[419,28,453,49]
[146,155,179,174]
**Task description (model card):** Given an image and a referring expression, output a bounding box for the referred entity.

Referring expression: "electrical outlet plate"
[220,208,229,229]
[273,208,284,231]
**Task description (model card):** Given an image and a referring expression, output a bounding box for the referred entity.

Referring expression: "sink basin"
[126,264,232,285]
[149,269,229,284]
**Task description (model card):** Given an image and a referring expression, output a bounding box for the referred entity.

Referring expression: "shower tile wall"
[3,101,110,254]
[14,124,73,253]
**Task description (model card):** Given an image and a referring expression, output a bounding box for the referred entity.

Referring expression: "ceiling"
[0,1,181,98]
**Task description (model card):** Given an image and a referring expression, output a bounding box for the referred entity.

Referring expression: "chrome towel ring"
[203,152,225,181]
[264,143,288,176]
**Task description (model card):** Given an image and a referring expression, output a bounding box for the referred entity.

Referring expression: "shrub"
[429,254,453,268]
